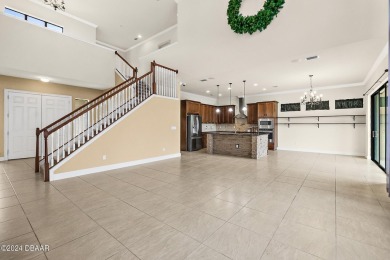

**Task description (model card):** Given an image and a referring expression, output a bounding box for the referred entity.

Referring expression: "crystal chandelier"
[300,75,323,107]
[44,0,65,11]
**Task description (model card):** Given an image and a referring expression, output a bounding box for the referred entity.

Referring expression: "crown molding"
[125,24,178,52]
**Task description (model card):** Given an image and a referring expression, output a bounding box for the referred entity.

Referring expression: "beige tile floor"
[0,150,389,260]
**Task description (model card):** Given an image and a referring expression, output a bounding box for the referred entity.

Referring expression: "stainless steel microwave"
[258,118,274,129]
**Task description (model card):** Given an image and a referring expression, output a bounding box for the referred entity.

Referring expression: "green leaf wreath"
[227,0,285,34]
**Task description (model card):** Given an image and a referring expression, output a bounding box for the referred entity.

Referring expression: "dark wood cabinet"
[247,103,258,124]
[200,104,208,123]
[215,105,235,124]
[186,100,201,114]
[258,101,277,118]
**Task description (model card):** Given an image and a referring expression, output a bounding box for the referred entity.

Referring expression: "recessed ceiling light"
[218,93,222,97]
[40,78,49,83]
[134,34,142,40]
[228,87,231,90]
[262,88,267,91]
[206,90,210,93]
[253,83,258,87]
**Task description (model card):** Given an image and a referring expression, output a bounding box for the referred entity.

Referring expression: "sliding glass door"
[371,82,387,171]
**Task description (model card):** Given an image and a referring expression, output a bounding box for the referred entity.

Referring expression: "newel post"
[151,61,156,94]
[44,130,49,182]
[35,128,40,173]
[134,67,138,80]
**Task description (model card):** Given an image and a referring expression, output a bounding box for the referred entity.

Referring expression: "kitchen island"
[206,132,268,159]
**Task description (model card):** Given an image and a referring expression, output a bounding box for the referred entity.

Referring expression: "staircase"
[35,52,178,181]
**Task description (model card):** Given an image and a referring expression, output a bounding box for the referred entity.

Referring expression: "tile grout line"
[2,161,49,260]
[48,178,142,259]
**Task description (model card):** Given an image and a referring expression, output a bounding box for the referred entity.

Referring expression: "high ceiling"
[144,0,388,97]
[41,0,178,50]
[26,0,387,96]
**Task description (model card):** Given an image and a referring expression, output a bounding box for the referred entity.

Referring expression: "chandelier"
[300,75,323,107]
[44,0,65,11]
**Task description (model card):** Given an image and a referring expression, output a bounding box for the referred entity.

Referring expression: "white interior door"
[7,91,72,160]
[8,92,42,159]
[41,95,72,128]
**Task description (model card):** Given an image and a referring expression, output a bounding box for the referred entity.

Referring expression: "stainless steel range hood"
[234,97,247,119]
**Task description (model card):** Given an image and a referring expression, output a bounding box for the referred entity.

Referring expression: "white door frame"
[4,89,72,161]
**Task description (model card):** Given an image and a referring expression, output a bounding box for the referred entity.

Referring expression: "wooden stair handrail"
[36,60,178,180]
[115,51,137,71]
[38,77,134,134]
[153,60,179,74]
[48,77,139,134]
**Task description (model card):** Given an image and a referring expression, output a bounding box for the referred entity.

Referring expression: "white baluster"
[68,123,71,155]
[104,101,107,128]
[51,134,54,166]
[57,130,60,163]
[78,117,81,147]
[62,127,65,159]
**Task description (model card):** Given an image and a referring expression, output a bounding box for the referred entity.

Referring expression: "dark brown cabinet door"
[200,104,207,123]
[247,104,258,124]
[258,102,277,117]
[257,103,266,117]
[187,101,200,114]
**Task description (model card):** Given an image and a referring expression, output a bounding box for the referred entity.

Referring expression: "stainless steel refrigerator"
[187,114,202,151]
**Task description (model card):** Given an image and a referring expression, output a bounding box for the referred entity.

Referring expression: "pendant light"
[242,80,247,112]
[300,75,323,107]
[216,85,221,113]
[228,83,233,112]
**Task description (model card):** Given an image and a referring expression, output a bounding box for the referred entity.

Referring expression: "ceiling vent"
[200,79,208,82]
[306,55,319,61]
[158,40,171,50]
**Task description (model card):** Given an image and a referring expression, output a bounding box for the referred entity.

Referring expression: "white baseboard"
[50,153,181,181]
[0,157,6,162]
[277,147,366,157]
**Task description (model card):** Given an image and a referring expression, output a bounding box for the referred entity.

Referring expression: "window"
[4,7,63,33]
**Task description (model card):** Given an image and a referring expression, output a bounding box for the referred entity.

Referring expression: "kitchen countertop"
[204,131,268,136]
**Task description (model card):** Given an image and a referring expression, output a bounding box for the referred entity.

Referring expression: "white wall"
[126,26,178,75]
[1,0,97,43]
[0,13,115,89]
[181,91,217,105]
[242,86,367,156]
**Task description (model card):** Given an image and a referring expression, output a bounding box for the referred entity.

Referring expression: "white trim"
[0,157,5,162]
[126,25,178,52]
[50,153,181,181]
[277,147,366,157]
[96,40,127,53]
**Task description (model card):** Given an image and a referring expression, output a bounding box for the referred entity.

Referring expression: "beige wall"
[54,96,180,174]
[0,75,103,157]
[115,72,125,86]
